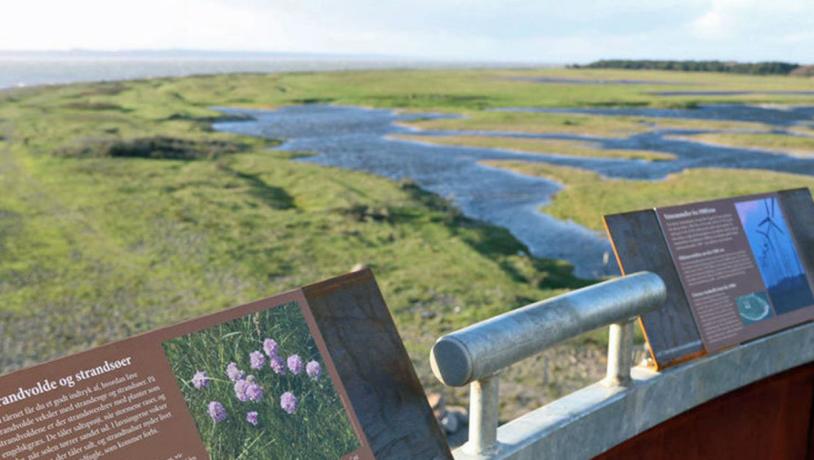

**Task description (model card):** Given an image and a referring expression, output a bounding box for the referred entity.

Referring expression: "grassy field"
[2,67,814,421]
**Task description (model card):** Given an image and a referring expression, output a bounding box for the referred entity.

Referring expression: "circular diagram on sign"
[736,292,772,323]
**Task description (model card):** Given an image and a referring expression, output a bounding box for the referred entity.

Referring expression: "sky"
[1,0,813,63]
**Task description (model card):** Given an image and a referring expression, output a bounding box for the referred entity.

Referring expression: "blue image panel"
[735,196,814,315]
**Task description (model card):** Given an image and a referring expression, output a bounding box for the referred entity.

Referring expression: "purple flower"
[226,362,244,382]
[306,361,321,380]
[192,370,210,389]
[263,338,279,357]
[269,355,286,375]
[235,377,263,403]
[246,411,259,426]
[249,351,266,370]
[234,379,250,402]
[208,401,227,423]
[287,355,304,375]
[280,392,298,414]
[245,382,264,402]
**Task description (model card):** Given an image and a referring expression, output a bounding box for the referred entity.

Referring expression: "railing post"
[603,319,634,386]
[463,374,500,455]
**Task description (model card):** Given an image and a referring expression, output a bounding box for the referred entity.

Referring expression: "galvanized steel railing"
[430,271,667,455]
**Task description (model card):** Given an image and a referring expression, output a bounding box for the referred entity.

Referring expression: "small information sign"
[606,188,814,368]
[657,193,814,353]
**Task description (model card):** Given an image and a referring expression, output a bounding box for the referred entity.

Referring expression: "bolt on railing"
[430,272,667,455]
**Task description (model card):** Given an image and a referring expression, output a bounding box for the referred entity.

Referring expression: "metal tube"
[463,375,500,455]
[603,320,634,386]
[431,272,666,387]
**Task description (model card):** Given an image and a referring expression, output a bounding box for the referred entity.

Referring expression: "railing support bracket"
[603,319,635,387]
[463,374,501,455]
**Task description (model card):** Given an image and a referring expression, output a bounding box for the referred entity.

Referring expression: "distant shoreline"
[0,57,553,90]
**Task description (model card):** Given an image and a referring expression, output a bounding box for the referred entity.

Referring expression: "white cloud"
[688,0,813,45]
[690,9,729,40]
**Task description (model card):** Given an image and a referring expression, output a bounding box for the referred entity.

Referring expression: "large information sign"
[0,270,451,460]
[605,188,814,368]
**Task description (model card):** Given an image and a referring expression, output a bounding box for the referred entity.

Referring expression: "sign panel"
[0,270,451,460]
[605,188,814,368]
[657,193,814,353]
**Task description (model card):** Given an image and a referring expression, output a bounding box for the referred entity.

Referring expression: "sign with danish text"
[0,270,451,460]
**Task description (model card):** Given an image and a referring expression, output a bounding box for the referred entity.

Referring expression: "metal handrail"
[429,271,667,455]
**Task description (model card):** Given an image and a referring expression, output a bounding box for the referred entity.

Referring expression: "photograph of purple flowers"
[161,301,360,459]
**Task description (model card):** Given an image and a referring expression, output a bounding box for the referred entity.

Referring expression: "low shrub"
[56,136,248,160]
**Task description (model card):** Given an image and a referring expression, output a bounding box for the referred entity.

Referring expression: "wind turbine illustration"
[755,197,801,279]
[759,198,782,235]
